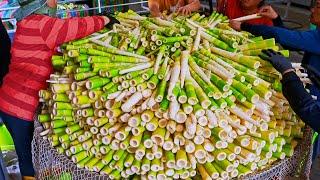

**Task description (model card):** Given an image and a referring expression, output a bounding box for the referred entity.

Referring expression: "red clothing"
[218,0,273,26]
[0,14,105,121]
[148,0,180,12]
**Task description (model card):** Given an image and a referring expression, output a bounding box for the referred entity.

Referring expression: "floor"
[311,156,320,180]
[1,150,20,180]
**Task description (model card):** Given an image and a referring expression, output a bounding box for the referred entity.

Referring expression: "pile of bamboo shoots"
[38,10,304,179]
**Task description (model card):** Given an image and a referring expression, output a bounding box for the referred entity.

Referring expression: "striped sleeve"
[39,16,106,49]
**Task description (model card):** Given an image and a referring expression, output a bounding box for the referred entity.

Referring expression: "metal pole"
[97,0,102,13]
[283,0,291,19]
[208,0,213,13]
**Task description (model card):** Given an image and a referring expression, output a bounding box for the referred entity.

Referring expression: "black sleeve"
[281,71,320,132]
[0,19,11,85]
[272,15,283,27]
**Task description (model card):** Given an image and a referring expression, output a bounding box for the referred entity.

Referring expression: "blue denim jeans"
[0,110,35,176]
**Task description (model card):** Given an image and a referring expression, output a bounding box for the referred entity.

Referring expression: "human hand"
[102,16,110,25]
[229,20,242,31]
[177,5,192,16]
[151,10,166,19]
[104,15,119,29]
[150,10,163,18]
[259,5,279,19]
[260,49,293,74]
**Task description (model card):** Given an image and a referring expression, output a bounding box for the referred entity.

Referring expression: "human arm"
[239,23,320,55]
[258,5,283,27]
[272,15,283,27]
[39,16,109,49]
[177,0,201,16]
[148,0,163,17]
[260,49,320,132]
[281,71,320,133]
[186,0,201,11]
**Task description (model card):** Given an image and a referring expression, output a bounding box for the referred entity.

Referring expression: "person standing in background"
[148,0,201,17]
[0,18,11,86]
[217,0,283,26]
[0,0,111,179]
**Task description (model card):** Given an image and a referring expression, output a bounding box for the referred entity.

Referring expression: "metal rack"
[0,0,149,33]
[1,18,16,33]
[205,0,300,19]
[0,4,19,34]
[79,0,148,14]
[0,0,215,34]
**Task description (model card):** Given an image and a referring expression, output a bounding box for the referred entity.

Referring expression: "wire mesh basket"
[32,116,313,180]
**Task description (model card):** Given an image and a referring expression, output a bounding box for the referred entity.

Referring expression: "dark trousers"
[310,84,320,160]
[0,110,35,176]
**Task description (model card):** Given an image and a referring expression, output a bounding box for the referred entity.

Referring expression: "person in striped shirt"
[148,0,201,18]
[0,0,110,179]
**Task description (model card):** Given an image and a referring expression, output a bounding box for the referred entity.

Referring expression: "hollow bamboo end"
[195,150,205,159]
[176,113,187,123]
[151,135,164,146]
[141,164,150,172]
[201,100,211,109]
[129,140,139,148]
[254,61,261,69]
[188,98,198,105]
[158,119,168,128]
[156,40,162,46]
[251,95,260,104]
[146,123,156,131]
[163,141,174,151]
[203,144,214,152]
[195,109,205,117]
[178,96,187,104]
[265,91,272,100]
[177,159,187,169]
[228,153,236,161]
